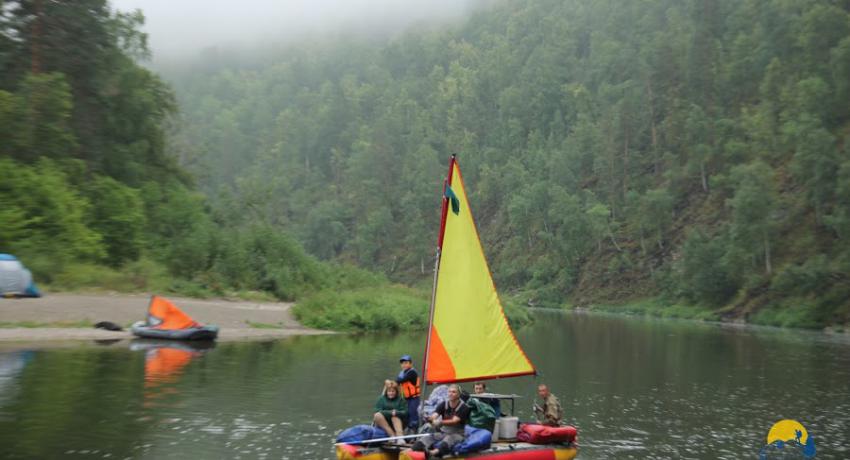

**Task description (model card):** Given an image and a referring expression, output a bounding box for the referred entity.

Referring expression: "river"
[0,310,848,459]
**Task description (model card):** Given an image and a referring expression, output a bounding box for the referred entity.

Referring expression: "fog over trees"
[111,0,480,58]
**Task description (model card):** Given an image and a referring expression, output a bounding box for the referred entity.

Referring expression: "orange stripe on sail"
[425,328,456,383]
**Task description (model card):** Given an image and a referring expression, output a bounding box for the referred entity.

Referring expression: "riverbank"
[564,297,850,333]
[0,293,331,346]
[569,299,720,321]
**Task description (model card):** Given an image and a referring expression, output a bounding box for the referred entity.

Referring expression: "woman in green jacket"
[373,380,407,440]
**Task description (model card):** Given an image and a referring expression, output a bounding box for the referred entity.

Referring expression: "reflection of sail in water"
[131,340,213,406]
[144,347,198,387]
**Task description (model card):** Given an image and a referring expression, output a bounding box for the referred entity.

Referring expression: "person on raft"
[374,380,408,442]
[472,381,501,416]
[396,354,421,431]
[533,383,563,427]
[412,384,470,458]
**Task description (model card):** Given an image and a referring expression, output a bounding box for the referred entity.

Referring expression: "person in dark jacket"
[374,380,408,440]
[395,354,421,431]
[473,381,501,415]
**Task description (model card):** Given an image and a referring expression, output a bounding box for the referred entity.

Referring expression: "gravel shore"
[0,293,331,347]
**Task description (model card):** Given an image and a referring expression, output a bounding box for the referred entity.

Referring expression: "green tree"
[726,161,780,275]
[141,181,213,279]
[641,188,674,251]
[678,228,739,305]
[783,113,838,223]
[302,201,348,260]
[14,73,76,161]
[0,158,104,275]
[85,176,145,266]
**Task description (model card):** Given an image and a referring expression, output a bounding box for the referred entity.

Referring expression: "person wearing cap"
[395,354,421,431]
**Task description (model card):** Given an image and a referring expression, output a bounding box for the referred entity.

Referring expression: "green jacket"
[467,397,497,432]
[375,393,407,421]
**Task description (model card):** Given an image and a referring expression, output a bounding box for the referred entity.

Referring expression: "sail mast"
[421,154,456,408]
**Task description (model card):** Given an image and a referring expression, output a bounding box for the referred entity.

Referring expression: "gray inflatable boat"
[131,321,219,341]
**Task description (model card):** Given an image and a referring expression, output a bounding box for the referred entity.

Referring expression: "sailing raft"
[131,295,219,341]
[335,156,577,459]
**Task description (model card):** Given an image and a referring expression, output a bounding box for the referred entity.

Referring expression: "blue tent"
[0,254,41,298]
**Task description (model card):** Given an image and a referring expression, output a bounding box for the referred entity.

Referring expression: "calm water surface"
[1,311,848,459]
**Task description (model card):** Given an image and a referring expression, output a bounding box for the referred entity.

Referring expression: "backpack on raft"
[422,385,449,419]
[466,397,498,432]
[452,425,492,455]
[336,424,389,445]
[516,423,578,444]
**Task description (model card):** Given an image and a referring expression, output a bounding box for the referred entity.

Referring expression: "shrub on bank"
[295,284,534,332]
[574,298,720,322]
[294,286,429,332]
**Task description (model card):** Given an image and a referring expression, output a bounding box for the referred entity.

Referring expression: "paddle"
[334,433,430,446]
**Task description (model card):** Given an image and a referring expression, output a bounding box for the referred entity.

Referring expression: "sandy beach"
[0,293,331,348]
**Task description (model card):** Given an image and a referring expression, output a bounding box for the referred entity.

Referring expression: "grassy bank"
[565,298,721,322]
[294,285,534,333]
[564,296,849,331]
[38,257,536,334]
[293,285,429,332]
[40,259,280,301]
[748,297,847,329]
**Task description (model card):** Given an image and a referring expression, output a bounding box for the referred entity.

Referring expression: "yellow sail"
[424,157,535,384]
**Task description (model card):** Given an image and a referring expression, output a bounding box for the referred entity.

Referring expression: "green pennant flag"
[445,185,460,215]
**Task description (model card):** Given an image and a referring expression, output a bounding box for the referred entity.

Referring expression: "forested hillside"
[167,0,850,328]
[0,0,356,303]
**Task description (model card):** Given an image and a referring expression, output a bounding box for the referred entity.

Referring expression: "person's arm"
[394,397,407,419]
[533,400,545,423]
[375,397,393,419]
[533,401,543,415]
[440,415,462,426]
[429,412,439,423]
[397,368,417,385]
[430,401,445,425]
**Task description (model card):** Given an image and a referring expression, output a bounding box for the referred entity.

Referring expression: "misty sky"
[111,0,478,58]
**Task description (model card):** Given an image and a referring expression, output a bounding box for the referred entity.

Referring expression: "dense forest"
[164,0,850,328]
[0,0,393,313]
[3,0,849,329]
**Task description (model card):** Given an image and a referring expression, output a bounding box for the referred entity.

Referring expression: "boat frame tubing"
[421,246,440,424]
[334,433,429,446]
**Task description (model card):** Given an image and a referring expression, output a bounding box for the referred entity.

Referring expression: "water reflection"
[129,340,214,407]
[0,351,33,409]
